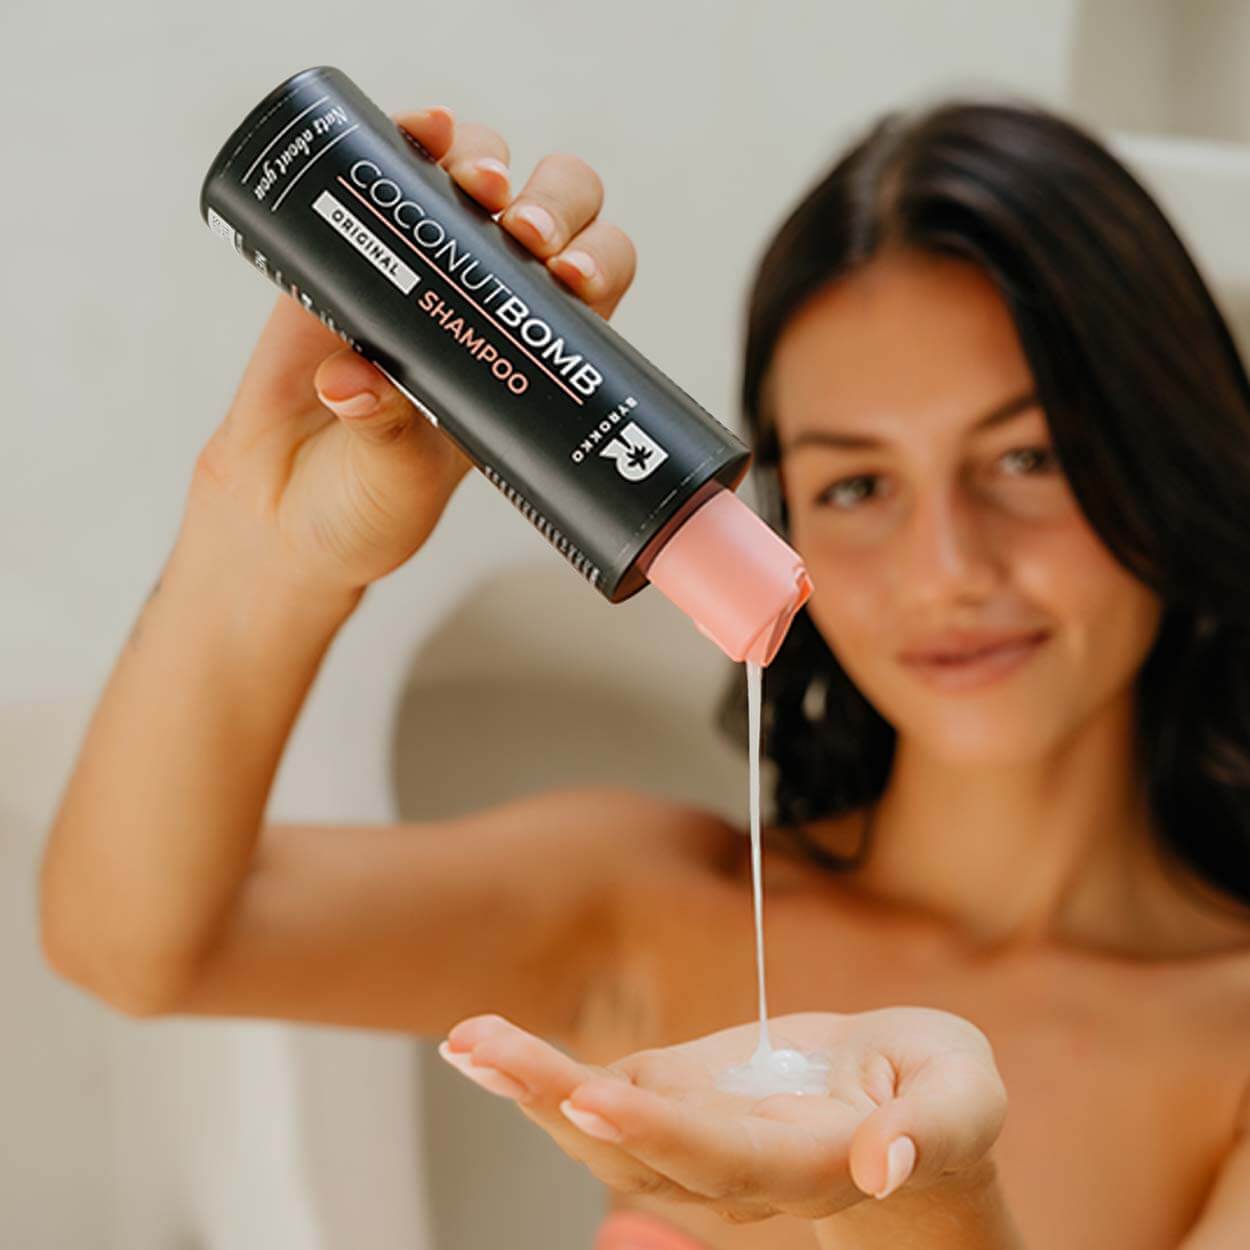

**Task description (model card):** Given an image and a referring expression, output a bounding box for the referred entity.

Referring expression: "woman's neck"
[837,688,1241,960]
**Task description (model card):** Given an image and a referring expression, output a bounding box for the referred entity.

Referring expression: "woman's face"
[769,247,1163,763]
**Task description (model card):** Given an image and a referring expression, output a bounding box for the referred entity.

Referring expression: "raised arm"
[38,101,668,1046]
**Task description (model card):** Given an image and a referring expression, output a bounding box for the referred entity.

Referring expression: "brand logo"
[599,421,669,481]
[348,159,605,397]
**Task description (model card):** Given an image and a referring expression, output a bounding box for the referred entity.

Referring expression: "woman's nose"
[895,483,1001,605]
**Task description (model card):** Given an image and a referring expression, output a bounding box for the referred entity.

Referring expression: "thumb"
[314,349,419,446]
[848,1050,1006,1201]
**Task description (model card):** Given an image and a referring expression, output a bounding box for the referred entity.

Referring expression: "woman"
[40,92,1250,1250]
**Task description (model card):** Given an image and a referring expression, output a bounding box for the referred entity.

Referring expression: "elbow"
[38,879,187,1020]
[41,931,187,1019]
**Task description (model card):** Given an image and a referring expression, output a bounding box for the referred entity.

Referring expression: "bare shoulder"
[602,800,873,913]
[442,781,731,856]
[1205,941,1250,1175]
[603,786,745,871]
[599,793,866,894]
[1140,887,1250,1143]
[1205,927,1250,1037]
[727,807,872,893]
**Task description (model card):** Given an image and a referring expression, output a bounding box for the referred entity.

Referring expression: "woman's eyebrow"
[778,390,1041,454]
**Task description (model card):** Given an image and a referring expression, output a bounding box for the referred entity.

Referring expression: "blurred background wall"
[4,1,1248,1247]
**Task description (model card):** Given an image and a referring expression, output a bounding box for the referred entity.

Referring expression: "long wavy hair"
[715,92,1250,910]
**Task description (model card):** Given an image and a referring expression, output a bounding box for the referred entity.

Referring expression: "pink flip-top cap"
[645,488,813,666]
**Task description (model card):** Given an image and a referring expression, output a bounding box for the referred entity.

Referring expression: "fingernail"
[318,389,378,417]
[874,1135,916,1200]
[437,1040,528,1100]
[470,156,510,181]
[512,203,556,244]
[560,1099,621,1142]
[555,250,597,282]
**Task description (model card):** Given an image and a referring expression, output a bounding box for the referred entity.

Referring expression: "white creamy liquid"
[714,659,832,1098]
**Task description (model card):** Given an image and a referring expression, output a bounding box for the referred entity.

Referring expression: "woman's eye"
[815,475,880,509]
[1000,446,1058,475]
[813,449,1057,510]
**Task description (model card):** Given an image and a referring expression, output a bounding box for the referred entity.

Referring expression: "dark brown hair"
[716,92,1250,908]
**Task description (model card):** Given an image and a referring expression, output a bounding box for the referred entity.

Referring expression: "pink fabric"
[593,1208,715,1250]
[645,488,813,666]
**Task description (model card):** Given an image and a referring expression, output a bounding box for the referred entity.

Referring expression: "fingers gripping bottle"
[199,65,812,664]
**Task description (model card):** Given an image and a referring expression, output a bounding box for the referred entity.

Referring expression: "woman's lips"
[898,629,1050,692]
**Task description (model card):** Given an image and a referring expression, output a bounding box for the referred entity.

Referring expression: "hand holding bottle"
[183,105,638,602]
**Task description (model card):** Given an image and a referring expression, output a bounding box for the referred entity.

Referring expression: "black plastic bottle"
[200,65,811,664]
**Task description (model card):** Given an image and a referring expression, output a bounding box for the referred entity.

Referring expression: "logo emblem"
[599,421,669,482]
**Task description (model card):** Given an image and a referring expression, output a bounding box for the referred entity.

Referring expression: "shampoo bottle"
[200,65,812,664]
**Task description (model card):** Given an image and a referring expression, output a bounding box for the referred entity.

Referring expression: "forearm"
[39,519,362,1012]
[814,1158,1027,1250]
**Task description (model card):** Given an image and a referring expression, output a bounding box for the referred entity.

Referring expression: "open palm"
[439,1006,1006,1224]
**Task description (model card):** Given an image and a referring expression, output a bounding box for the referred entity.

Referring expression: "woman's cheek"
[1020,518,1163,678]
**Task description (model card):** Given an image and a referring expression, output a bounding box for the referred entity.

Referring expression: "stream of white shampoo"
[713,658,833,1097]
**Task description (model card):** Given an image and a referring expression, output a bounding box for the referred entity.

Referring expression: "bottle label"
[200,66,750,601]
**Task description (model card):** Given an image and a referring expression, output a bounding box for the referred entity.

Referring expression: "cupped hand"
[438,1006,1006,1224]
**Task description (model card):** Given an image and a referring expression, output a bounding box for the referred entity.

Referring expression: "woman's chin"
[901,709,1062,766]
